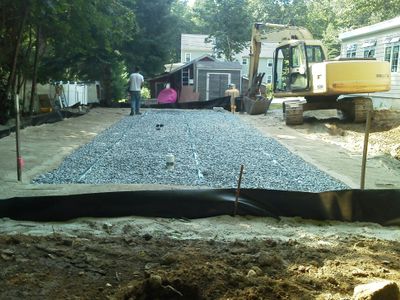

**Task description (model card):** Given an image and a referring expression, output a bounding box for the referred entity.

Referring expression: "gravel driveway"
[33,110,348,192]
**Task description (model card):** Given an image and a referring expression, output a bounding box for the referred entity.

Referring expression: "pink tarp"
[157,88,177,104]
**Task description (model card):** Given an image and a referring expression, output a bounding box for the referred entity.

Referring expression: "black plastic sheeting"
[0,110,87,139]
[147,96,231,110]
[1,189,399,226]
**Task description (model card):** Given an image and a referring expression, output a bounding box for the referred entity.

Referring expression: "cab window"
[306,45,325,63]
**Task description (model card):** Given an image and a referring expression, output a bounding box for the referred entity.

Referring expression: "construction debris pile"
[33,110,348,192]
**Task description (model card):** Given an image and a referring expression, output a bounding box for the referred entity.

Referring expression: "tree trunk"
[102,64,113,106]
[29,25,41,115]
[1,4,30,120]
[22,78,27,114]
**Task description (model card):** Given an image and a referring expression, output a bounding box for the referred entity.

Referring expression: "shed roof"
[149,55,217,81]
[339,16,400,40]
[196,60,242,70]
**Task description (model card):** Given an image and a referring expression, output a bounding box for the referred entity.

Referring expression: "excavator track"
[339,97,373,123]
[283,97,373,125]
[284,101,304,125]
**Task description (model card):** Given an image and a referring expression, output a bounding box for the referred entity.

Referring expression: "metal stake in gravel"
[234,164,244,216]
[360,110,373,190]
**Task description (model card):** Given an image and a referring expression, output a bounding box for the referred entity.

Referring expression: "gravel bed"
[33,109,348,192]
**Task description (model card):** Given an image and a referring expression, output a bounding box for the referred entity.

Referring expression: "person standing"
[224,83,240,113]
[128,66,144,115]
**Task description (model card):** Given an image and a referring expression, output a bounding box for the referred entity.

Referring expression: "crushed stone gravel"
[33,109,348,192]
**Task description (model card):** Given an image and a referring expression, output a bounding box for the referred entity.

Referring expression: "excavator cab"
[273,41,325,94]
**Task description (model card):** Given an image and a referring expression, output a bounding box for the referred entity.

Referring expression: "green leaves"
[193,0,252,61]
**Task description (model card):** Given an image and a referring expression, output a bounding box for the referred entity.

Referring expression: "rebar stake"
[234,164,244,216]
[360,110,372,190]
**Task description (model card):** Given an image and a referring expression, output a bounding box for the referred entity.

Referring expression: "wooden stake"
[360,111,372,190]
[234,164,244,216]
[15,94,22,181]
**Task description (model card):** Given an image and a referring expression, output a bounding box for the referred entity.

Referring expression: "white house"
[180,33,276,84]
[339,16,400,109]
[180,34,214,63]
[233,41,278,84]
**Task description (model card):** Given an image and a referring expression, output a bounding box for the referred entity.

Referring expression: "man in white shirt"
[128,66,144,115]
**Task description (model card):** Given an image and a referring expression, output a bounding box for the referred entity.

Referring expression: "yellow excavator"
[247,23,391,125]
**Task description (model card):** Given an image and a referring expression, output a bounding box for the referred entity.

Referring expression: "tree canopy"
[193,0,252,61]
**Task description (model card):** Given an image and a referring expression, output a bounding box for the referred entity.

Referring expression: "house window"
[267,75,272,84]
[182,67,190,85]
[392,46,399,72]
[185,53,191,63]
[362,40,376,58]
[346,44,357,58]
[242,58,248,65]
[267,59,273,68]
[385,46,391,62]
[385,44,400,72]
[363,48,375,58]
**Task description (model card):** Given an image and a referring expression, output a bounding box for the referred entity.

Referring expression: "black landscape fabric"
[0,189,399,226]
[148,96,231,109]
[0,110,86,139]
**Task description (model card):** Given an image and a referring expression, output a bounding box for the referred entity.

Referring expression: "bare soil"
[0,107,400,299]
[0,216,399,300]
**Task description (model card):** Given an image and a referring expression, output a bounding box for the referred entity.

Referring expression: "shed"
[339,16,400,109]
[149,55,242,102]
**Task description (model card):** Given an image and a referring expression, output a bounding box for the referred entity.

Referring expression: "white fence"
[36,81,100,109]
[62,82,88,106]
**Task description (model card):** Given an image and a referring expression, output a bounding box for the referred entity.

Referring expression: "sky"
[187,0,196,6]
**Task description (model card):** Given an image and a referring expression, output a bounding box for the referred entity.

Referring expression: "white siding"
[234,41,278,84]
[339,18,400,109]
[184,50,211,62]
[180,34,214,63]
